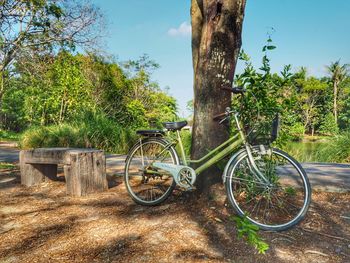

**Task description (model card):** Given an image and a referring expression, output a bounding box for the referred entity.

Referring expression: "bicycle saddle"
[162,121,188,131]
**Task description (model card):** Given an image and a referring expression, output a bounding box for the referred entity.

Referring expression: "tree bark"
[190,0,246,194]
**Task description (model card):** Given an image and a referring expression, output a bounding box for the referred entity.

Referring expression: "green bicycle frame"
[173,112,246,175]
[147,111,269,184]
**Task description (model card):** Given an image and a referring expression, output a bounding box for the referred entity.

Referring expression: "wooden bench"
[20,148,108,196]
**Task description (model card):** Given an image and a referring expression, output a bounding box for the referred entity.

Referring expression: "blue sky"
[93,0,350,117]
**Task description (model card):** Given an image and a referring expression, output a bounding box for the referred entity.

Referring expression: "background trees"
[0,0,349,163]
[0,0,103,105]
[0,0,177,150]
[234,46,350,143]
[1,52,177,130]
[327,61,349,124]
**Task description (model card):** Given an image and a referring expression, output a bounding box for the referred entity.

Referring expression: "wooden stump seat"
[20,148,108,196]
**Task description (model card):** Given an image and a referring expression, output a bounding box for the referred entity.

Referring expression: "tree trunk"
[191,0,246,194]
[333,81,338,124]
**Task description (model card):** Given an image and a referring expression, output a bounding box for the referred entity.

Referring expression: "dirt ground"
[0,166,349,263]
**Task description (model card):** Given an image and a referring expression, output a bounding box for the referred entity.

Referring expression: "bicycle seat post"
[176,130,187,166]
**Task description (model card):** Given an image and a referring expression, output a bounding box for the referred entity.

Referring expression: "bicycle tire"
[124,137,179,206]
[225,147,311,231]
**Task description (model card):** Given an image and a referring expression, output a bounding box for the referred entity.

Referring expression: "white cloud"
[167,22,191,37]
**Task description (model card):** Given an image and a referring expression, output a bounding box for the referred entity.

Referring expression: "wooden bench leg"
[20,163,57,186]
[20,151,58,186]
[65,151,107,196]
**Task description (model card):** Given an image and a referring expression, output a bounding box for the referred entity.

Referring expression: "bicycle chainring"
[177,167,196,189]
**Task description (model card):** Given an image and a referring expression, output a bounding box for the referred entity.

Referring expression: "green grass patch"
[0,129,20,141]
[315,133,350,163]
[282,141,328,162]
[282,133,350,163]
[0,162,16,169]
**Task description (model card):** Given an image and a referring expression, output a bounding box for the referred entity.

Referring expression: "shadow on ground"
[0,169,349,262]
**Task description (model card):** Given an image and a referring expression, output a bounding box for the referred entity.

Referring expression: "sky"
[92,0,350,117]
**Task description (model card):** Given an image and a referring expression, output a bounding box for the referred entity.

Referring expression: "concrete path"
[1,146,349,192]
[0,146,20,163]
[301,163,350,192]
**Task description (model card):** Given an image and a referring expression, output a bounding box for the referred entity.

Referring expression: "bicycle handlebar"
[213,85,246,122]
[213,112,227,121]
[221,86,246,94]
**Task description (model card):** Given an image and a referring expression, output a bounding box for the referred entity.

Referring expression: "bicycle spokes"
[226,148,311,231]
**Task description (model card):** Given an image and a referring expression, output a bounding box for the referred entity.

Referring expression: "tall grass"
[0,129,20,141]
[282,133,350,163]
[20,112,136,153]
[315,133,350,163]
[181,130,192,157]
[282,141,327,162]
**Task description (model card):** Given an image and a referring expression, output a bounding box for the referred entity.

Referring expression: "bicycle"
[124,86,311,231]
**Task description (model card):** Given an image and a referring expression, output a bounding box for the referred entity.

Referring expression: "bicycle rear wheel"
[225,147,311,231]
[124,138,179,206]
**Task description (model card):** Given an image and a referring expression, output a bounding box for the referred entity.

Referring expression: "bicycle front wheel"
[124,138,179,206]
[225,147,311,231]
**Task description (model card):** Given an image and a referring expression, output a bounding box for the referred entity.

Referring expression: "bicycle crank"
[152,162,197,190]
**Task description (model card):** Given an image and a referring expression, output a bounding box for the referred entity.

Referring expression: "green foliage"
[181,130,192,157]
[316,132,350,163]
[0,0,103,72]
[1,52,177,153]
[282,140,328,163]
[186,100,194,114]
[1,83,27,131]
[126,100,148,129]
[319,113,339,135]
[21,124,83,149]
[284,186,297,196]
[2,52,95,128]
[339,80,350,130]
[234,37,349,147]
[327,60,348,86]
[75,111,136,153]
[0,163,16,169]
[20,111,136,153]
[234,44,285,143]
[288,122,306,141]
[230,215,269,254]
[0,129,20,141]
[2,31,350,165]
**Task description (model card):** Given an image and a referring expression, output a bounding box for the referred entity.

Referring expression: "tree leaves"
[230,215,269,254]
[1,52,177,131]
[262,45,276,52]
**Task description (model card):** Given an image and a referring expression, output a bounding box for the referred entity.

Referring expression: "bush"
[20,124,83,149]
[20,112,136,153]
[318,113,339,135]
[287,122,305,141]
[181,130,192,157]
[316,132,350,163]
[0,129,20,141]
